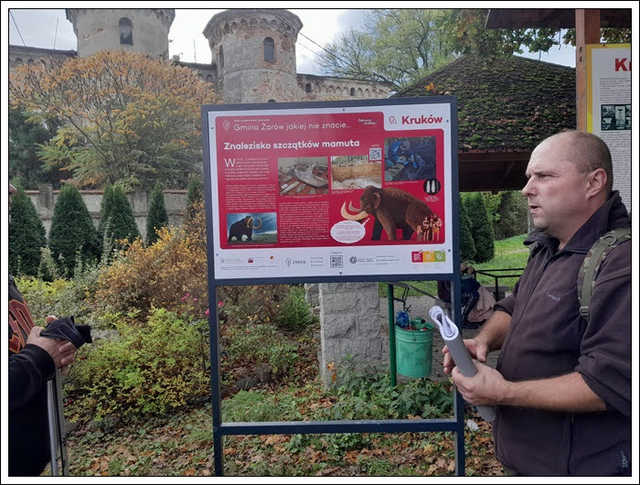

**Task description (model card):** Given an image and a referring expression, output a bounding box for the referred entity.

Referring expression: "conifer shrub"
[146,183,168,246]
[107,185,140,246]
[97,185,115,243]
[459,197,476,262]
[185,176,203,223]
[9,186,46,276]
[496,190,529,239]
[465,192,495,263]
[49,184,100,276]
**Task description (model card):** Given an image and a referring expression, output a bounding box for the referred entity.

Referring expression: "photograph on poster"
[226,212,277,244]
[331,155,382,190]
[339,186,439,242]
[384,136,436,182]
[278,157,328,195]
[600,104,631,131]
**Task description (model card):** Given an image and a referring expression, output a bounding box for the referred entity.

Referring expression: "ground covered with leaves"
[62,318,504,477]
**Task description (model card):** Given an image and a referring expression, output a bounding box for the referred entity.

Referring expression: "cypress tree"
[97,185,115,242]
[146,183,168,246]
[9,186,46,276]
[49,184,100,276]
[108,185,140,246]
[466,193,495,263]
[459,196,476,262]
[185,176,203,222]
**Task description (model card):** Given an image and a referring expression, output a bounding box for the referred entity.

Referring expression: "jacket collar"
[524,191,630,254]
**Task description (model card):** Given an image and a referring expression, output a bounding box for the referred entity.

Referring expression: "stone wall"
[25,186,188,241]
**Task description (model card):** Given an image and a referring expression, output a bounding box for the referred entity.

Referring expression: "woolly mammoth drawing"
[340,186,434,241]
[228,215,262,242]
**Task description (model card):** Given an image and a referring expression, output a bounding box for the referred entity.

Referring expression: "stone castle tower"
[10,9,390,102]
[65,8,175,59]
[203,9,303,103]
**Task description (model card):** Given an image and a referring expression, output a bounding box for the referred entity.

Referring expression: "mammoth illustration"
[228,215,262,242]
[341,186,434,241]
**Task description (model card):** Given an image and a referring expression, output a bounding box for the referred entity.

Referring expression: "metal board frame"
[201,97,465,476]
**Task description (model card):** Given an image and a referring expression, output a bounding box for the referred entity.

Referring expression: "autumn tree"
[10,51,217,191]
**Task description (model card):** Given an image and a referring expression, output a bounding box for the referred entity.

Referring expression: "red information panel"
[204,100,455,280]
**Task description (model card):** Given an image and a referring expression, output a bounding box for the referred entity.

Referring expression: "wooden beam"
[575,9,601,130]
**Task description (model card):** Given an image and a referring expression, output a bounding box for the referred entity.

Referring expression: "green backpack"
[576,226,631,322]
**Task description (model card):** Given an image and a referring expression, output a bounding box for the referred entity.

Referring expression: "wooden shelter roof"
[394,55,576,191]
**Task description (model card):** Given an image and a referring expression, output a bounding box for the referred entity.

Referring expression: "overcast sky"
[6,6,576,76]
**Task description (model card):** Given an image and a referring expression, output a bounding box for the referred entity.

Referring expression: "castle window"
[350,87,355,96]
[264,37,275,63]
[119,18,133,45]
[219,46,224,69]
[268,99,276,103]
[212,64,217,79]
[305,83,312,93]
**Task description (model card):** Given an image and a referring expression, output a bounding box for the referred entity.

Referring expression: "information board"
[586,44,631,210]
[202,98,457,281]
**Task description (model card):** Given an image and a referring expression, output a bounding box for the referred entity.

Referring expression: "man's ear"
[585,168,607,199]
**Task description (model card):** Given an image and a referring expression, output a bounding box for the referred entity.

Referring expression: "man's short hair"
[550,131,613,194]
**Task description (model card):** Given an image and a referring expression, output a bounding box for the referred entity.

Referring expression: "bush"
[66,307,211,423]
[146,183,168,246]
[9,186,46,276]
[49,184,100,276]
[464,193,494,263]
[275,285,315,331]
[458,197,476,262]
[95,224,208,320]
[14,274,95,325]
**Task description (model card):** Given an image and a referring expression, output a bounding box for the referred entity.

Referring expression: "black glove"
[40,316,92,349]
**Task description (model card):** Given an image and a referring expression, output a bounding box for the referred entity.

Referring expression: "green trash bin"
[395,322,434,378]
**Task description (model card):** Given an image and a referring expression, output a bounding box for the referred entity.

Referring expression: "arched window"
[268,99,276,103]
[119,17,133,45]
[219,46,224,69]
[263,37,275,62]
[350,87,355,96]
[305,83,312,93]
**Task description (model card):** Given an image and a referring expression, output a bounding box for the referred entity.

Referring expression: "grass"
[382,233,529,299]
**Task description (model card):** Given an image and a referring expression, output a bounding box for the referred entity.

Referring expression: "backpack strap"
[577,226,631,321]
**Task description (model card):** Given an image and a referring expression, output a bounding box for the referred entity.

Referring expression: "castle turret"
[203,9,303,103]
[66,8,175,59]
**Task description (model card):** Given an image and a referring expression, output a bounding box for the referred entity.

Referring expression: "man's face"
[521,137,590,242]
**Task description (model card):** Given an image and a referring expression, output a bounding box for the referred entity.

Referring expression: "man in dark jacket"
[443,131,631,475]
[9,183,77,476]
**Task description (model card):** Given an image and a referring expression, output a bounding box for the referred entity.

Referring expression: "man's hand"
[26,326,77,370]
[451,360,508,406]
[442,337,489,375]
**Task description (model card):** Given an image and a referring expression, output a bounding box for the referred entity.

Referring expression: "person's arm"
[452,364,606,412]
[9,326,76,412]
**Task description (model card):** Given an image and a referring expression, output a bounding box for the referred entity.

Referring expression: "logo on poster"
[388,116,398,125]
[222,120,231,131]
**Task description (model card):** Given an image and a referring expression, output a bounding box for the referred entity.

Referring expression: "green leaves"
[10,50,217,191]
